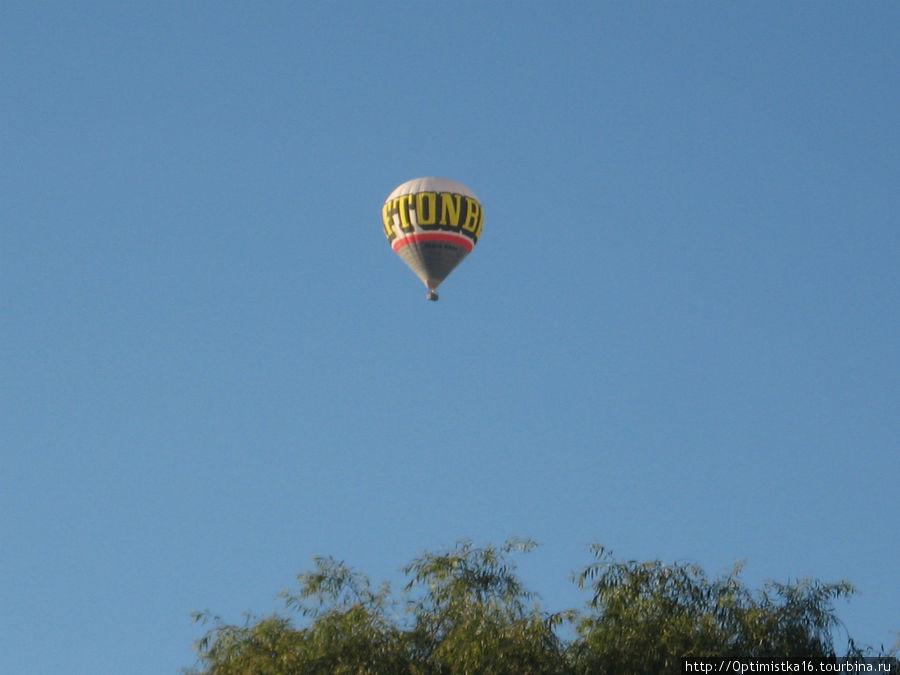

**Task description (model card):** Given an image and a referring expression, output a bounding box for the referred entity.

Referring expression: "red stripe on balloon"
[392,233,474,252]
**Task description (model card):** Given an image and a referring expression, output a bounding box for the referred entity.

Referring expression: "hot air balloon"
[383,177,483,300]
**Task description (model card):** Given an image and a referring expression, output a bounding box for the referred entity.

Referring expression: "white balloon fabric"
[383,177,483,300]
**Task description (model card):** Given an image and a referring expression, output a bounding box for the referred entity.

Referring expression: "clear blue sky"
[2,2,897,671]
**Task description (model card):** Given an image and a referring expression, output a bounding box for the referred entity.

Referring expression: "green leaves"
[186,541,889,674]
[572,548,861,673]
[401,538,566,674]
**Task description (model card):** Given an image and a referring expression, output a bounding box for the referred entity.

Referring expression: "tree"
[569,545,860,674]
[186,541,894,674]
[401,538,569,674]
[188,556,407,674]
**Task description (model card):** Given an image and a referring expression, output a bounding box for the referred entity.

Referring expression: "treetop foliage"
[186,540,895,674]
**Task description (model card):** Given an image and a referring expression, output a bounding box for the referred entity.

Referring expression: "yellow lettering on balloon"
[474,204,484,241]
[382,202,397,241]
[415,192,437,227]
[397,195,414,232]
[439,192,461,230]
[461,197,481,236]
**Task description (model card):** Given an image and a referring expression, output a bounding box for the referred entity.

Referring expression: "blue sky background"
[2,2,897,672]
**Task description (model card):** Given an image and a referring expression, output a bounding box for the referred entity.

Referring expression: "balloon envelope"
[383,177,483,300]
